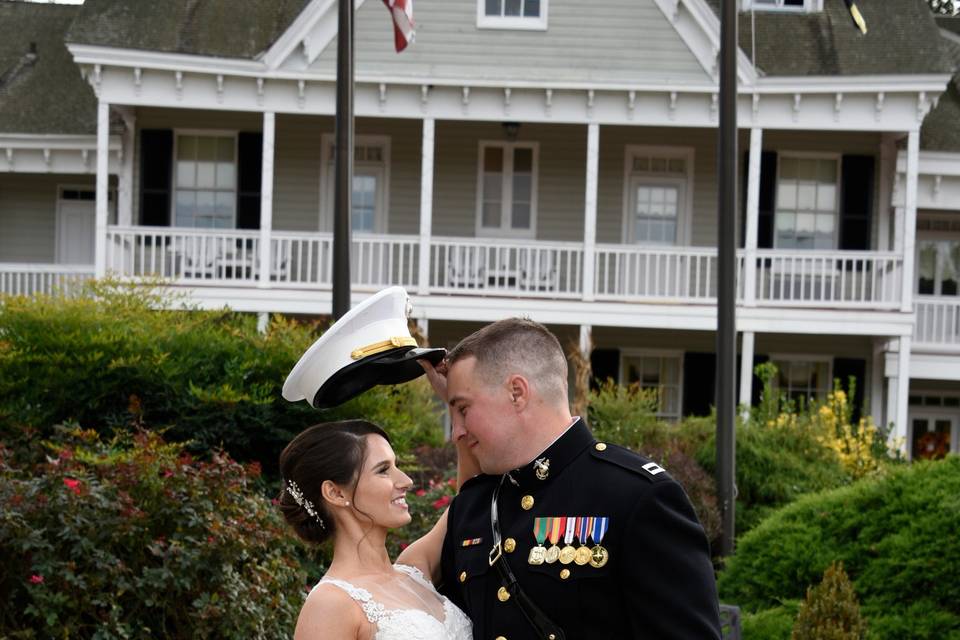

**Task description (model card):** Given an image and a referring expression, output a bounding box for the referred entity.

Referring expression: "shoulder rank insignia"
[642,462,666,476]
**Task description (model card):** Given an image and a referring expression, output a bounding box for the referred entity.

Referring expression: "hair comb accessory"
[285,479,325,529]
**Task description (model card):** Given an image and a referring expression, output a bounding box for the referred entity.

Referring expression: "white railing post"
[582,123,599,301]
[900,129,919,313]
[259,112,275,288]
[738,330,755,414]
[894,335,911,457]
[418,118,435,295]
[94,101,110,278]
[743,128,763,307]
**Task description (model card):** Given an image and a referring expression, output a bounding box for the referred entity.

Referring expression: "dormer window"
[742,0,820,11]
[478,0,548,30]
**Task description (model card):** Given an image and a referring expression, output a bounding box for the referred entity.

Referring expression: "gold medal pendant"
[559,544,577,565]
[574,545,592,566]
[544,544,561,564]
[590,544,609,568]
[528,545,546,565]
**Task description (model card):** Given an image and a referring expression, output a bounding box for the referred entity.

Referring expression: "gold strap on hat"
[350,336,418,360]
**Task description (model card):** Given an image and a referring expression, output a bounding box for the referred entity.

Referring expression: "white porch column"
[885,366,897,439]
[418,118,435,295]
[738,330,755,411]
[582,123,599,301]
[94,100,110,277]
[579,324,592,357]
[116,108,136,227]
[870,338,885,424]
[876,133,897,251]
[743,128,763,306]
[258,112,275,288]
[894,335,912,456]
[900,129,919,312]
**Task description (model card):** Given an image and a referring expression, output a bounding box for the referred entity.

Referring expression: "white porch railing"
[430,237,584,298]
[748,250,903,309]
[915,297,960,346]
[106,226,262,284]
[594,245,720,301]
[0,263,94,297]
[270,232,419,290]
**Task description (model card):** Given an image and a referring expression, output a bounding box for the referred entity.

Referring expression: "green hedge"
[0,426,306,639]
[0,283,443,474]
[719,457,960,639]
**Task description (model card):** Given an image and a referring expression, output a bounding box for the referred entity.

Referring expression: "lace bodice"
[315,564,472,640]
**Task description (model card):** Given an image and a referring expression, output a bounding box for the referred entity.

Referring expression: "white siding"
[307,0,711,85]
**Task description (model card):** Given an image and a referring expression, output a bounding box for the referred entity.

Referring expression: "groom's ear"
[320,479,347,506]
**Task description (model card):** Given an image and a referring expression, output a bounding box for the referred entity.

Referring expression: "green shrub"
[718,457,960,639]
[0,425,306,639]
[792,562,867,640]
[742,601,799,640]
[0,282,443,474]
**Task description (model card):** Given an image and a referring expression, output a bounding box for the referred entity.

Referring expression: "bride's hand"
[419,359,449,403]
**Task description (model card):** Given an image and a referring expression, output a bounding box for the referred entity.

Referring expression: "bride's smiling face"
[350,434,414,529]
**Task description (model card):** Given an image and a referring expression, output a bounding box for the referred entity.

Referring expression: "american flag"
[383,0,415,53]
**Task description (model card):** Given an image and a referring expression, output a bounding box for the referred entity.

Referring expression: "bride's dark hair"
[278,420,390,545]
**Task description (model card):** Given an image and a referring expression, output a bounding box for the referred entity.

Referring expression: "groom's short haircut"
[447,318,568,405]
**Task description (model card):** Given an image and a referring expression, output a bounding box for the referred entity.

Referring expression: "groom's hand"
[419,359,449,403]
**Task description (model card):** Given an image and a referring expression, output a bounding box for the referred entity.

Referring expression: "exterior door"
[909,413,958,460]
[56,199,96,265]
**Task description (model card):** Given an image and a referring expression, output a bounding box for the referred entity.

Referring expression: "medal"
[574,516,592,566]
[528,517,548,565]
[544,517,564,564]
[589,516,610,568]
[559,515,577,564]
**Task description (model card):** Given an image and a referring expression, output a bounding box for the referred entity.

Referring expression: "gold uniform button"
[496,637,507,640]
[497,586,511,602]
[560,568,571,580]
[459,571,467,583]
[521,495,535,510]
[504,537,517,553]
[595,442,607,451]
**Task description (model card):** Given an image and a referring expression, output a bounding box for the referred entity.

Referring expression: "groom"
[428,318,722,639]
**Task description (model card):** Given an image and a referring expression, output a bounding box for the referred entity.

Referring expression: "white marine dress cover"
[314,564,473,640]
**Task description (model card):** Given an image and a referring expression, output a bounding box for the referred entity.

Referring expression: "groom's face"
[446,356,519,475]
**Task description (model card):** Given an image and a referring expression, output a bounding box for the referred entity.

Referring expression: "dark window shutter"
[757,151,777,249]
[683,352,716,417]
[833,357,867,423]
[139,129,173,226]
[839,155,875,251]
[237,132,263,230]
[590,348,620,390]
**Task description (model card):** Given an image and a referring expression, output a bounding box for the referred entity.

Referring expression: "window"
[917,240,960,297]
[742,0,816,11]
[321,136,390,233]
[478,0,547,30]
[477,142,537,238]
[774,156,838,250]
[174,133,237,228]
[770,356,831,407]
[624,148,693,246]
[621,352,683,420]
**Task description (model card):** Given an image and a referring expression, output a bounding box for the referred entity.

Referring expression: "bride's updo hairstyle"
[278,420,390,545]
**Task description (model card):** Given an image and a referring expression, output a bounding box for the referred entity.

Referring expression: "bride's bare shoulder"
[295,582,370,640]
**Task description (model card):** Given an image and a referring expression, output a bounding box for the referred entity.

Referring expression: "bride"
[277,419,476,640]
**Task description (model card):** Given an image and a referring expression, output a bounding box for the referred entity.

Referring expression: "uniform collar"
[509,417,593,489]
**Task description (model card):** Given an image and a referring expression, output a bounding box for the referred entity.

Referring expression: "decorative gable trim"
[651,0,758,84]
[262,0,368,70]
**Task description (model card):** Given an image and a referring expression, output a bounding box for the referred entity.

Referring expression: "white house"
[1,0,958,459]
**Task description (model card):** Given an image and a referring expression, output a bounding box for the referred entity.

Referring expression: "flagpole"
[716,0,737,559]
[333,0,354,319]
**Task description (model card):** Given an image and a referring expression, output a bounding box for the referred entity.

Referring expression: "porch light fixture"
[502,121,520,140]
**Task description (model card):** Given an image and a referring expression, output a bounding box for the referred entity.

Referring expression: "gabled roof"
[708,0,953,76]
[0,1,96,134]
[65,0,311,60]
[921,23,960,152]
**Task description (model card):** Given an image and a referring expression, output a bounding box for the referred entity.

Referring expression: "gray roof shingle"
[0,1,96,135]
[921,35,960,151]
[65,0,311,60]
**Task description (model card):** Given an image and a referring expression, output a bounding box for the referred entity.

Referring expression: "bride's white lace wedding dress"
[313,564,473,640]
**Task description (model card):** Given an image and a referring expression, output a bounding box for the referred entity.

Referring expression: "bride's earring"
[344,501,350,507]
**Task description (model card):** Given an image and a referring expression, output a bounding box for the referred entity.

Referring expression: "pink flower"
[162,469,174,478]
[399,542,410,550]
[415,489,427,497]
[29,574,44,584]
[62,478,81,495]
[447,478,457,488]
[432,495,451,510]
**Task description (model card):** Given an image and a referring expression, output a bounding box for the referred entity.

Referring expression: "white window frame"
[916,220,960,297]
[477,0,548,30]
[906,398,960,458]
[476,141,539,239]
[621,145,695,247]
[619,349,684,421]
[773,152,842,252]
[769,353,833,404]
[319,134,391,235]
[171,129,239,229]
[741,0,821,12]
